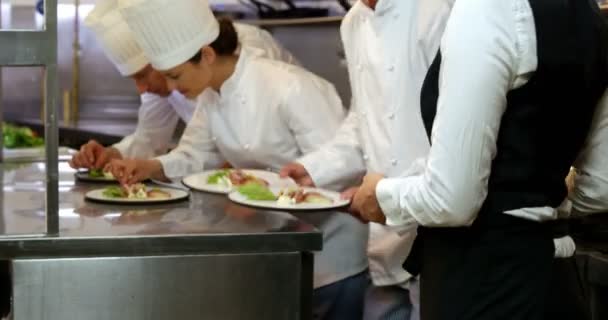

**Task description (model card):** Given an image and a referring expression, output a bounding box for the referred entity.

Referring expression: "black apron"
[408,0,608,319]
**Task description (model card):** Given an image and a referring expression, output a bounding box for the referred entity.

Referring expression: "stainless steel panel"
[0,0,59,234]
[0,161,322,257]
[0,3,3,163]
[42,0,59,236]
[0,31,56,66]
[12,253,309,320]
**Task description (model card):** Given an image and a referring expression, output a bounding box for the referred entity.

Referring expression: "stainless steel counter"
[0,161,321,320]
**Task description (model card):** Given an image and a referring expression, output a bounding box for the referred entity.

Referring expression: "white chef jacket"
[376,0,608,238]
[112,22,298,159]
[157,48,369,288]
[298,0,454,286]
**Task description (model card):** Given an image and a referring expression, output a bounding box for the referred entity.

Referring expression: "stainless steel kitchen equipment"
[0,0,59,235]
[1,161,321,319]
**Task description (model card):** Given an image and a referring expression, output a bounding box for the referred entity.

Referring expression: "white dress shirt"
[156,49,369,288]
[112,23,297,159]
[376,0,608,235]
[298,0,453,286]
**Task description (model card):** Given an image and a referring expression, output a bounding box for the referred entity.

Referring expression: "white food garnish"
[218,176,233,188]
[277,195,296,205]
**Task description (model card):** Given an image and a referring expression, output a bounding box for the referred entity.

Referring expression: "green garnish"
[2,123,44,149]
[89,169,104,178]
[237,183,277,201]
[207,169,230,184]
[102,186,124,198]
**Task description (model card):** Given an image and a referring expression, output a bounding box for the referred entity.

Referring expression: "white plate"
[85,187,189,204]
[182,169,296,194]
[228,187,350,211]
[151,178,189,190]
[75,171,118,183]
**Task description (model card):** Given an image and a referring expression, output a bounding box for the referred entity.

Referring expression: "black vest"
[420,0,608,226]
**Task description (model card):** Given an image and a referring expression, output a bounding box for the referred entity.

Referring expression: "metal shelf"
[0,0,59,236]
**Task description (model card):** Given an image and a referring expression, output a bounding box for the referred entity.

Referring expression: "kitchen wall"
[1,1,352,124]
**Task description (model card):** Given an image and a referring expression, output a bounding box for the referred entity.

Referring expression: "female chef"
[108,0,369,319]
[70,0,297,170]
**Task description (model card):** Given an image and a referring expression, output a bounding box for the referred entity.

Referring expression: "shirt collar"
[218,48,249,96]
[356,0,396,17]
[374,0,396,15]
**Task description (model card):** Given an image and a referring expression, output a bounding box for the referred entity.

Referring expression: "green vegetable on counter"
[237,183,277,201]
[207,169,230,184]
[2,123,44,149]
[102,186,124,198]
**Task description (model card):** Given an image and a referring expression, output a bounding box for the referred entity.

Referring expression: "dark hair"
[189,17,238,63]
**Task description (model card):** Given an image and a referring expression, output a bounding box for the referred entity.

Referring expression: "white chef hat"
[84,0,148,76]
[118,0,220,71]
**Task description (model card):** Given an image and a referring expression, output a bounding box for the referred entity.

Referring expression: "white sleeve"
[568,89,608,216]
[112,93,179,159]
[281,74,365,190]
[155,98,224,179]
[298,109,366,189]
[375,0,519,228]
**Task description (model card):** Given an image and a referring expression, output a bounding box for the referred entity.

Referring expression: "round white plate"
[228,187,350,211]
[182,169,296,194]
[151,178,189,190]
[85,187,189,204]
[75,171,117,183]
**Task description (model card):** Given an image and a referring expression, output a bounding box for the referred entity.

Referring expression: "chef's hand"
[340,186,367,223]
[566,168,577,194]
[280,162,315,187]
[105,159,163,186]
[69,140,122,169]
[352,173,386,224]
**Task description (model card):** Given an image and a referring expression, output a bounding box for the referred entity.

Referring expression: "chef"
[280,0,453,318]
[107,0,369,318]
[69,0,297,170]
[350,0,608,319]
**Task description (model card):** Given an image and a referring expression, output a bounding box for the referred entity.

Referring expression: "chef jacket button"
[393,13,400,20]
[387,65,395,72]
[363,154,369,161]
[391,159,398,166]
[388,113,395,120]
[244,144,251,150]
[211,136,217,142]
[361,111,367,117]
[357,64,363,72]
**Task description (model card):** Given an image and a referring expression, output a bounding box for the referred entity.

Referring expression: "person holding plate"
[280,0,454,318]
[106,0,369,318]
[349,0,608,319]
